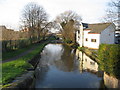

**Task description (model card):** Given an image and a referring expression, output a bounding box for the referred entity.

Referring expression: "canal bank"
[77,46,120,89]
[2,37,55,89]
[2,42,119,89]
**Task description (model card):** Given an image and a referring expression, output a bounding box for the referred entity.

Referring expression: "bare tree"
[62,19,76,42]
[56,10,82,24]
[102,0,120,29]
[21,2,50,42]
[39,21,53,40]
[55,10,82,43]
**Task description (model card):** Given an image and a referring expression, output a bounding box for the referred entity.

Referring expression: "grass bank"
[2,38,54,86]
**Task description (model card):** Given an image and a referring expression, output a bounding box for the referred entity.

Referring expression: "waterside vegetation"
[98,44,120,79]
[2,37,55,86]
[78,44,120,79]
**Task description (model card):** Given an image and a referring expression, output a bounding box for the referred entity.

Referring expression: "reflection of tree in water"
[35,44,106,88]
[59,44,75,72]
[40,44,75,72]
[73,49,82,72]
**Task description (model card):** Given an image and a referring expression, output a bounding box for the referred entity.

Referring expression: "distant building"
[76,23,116,49]
[0,25,20,40]
[115,29,120,44]
[20,27,29,32]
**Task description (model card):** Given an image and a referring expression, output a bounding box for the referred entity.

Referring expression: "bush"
[98,44,120,78]
[2,37,41,52]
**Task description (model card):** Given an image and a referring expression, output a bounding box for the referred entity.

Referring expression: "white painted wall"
[76,24,83,47]
[84,30,100,49]
[100,24,115,44]
[76,31,80,44]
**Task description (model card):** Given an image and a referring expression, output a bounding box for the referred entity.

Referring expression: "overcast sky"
[0,0,111,30]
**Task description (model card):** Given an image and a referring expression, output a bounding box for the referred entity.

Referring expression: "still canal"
[35,44,105,88]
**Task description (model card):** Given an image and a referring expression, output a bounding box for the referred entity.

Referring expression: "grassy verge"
[2,44,38,61]
[2,40,50,86]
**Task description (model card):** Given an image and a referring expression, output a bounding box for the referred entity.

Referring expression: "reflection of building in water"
[76,49,98,73]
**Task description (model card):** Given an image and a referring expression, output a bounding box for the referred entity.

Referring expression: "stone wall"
[104,72,120,88]
[2,71,35,89]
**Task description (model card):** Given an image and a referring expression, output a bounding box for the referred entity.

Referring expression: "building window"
[91,39,96,42]
[86,38,88,41]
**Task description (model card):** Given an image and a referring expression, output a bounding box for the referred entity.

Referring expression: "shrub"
[98,44,120,78]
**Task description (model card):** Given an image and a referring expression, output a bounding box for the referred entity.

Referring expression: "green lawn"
[2,40,50,85]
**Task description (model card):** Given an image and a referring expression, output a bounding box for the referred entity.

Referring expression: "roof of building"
[85,23,112,34]
[0,25,6,29]
[82,23,88,28]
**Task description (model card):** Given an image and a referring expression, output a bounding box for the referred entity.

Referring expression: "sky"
[0,0,111,30]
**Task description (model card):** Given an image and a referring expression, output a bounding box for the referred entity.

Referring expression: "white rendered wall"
[83,30,100,49]
[76,25,83,47]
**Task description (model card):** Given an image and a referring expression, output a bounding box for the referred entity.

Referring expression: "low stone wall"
[104,72,120,88]
[2,71,35,89]
[29,54,41,69]
[2,51,43,89]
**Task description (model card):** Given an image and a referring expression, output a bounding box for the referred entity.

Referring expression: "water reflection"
[75,49,98,72]
[35,44,104,88]
[39,44,74,72]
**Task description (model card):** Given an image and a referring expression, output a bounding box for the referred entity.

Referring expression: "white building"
[76,23,116,49]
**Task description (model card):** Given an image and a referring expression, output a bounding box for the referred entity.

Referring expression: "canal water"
[35,44,105,88]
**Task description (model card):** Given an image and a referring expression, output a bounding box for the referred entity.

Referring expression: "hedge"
[2,36,45,52]
[98,44,120,78]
